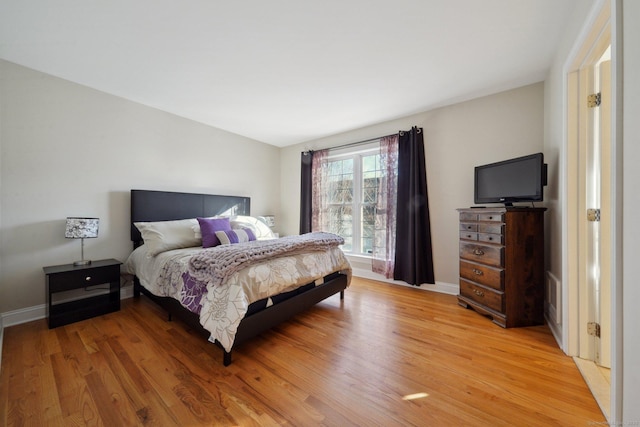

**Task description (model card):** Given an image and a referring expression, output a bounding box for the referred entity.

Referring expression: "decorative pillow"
[197,217,232,248]
[215,228,257,245]
[134,218,200,256]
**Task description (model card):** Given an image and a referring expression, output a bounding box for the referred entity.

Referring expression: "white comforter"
[123,244,351,351]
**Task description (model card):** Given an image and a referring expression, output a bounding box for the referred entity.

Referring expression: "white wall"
[543,0,598,352]
[280,83,545,287]
[0,60,281,314]
[543,0,640,421]
[621,0,640,421]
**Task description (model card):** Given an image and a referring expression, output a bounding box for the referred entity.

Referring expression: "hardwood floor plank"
[1,277,605,426]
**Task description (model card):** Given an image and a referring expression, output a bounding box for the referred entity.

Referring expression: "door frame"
[562,0,622,421]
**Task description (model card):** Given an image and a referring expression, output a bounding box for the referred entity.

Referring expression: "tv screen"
[474,153,546,205]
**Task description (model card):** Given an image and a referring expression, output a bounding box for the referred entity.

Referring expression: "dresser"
[457,207,546,327]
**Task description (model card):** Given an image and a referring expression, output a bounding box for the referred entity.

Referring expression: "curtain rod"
[302,132,398,154]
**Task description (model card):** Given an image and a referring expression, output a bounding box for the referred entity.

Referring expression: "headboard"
[130,189,251,246]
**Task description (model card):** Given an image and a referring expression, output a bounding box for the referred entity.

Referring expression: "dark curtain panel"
[394,127,435,285]
[300,151,313,234]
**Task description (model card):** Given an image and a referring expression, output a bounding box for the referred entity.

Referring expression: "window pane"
[328,205,352,238]
[361,205,376,254]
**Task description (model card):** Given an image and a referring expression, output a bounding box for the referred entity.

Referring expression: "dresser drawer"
[460,279,504,313]
[460,222,478,232]
[478,233,503,244]
[478,223,503,234]
[460,212,478,222]
[459,242,503,267]
[459,260,504,290]
[478,213,504,222]
[460,231,478,241]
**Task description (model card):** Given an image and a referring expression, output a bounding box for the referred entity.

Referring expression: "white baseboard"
[546,310,564,349]
[0,285,135,329]
[351,267,459,295]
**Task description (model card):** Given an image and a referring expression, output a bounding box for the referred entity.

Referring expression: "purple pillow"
[197,217,232,248]
[215,228,257,245]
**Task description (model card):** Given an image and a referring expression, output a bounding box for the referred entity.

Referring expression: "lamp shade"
[65,217,99,239]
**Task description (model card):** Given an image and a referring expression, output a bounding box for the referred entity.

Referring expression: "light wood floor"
[0,277,605,426]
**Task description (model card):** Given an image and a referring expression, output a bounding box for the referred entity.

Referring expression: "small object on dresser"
[65,217,99,266]
[43,258,121,328]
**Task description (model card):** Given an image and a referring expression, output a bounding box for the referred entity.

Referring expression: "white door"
[580,49,611,368]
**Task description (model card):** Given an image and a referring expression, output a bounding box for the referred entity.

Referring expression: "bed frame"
[130,189,348,365]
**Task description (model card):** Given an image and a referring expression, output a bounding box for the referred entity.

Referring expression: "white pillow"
[134,218,200,256]
[230,215,276,239]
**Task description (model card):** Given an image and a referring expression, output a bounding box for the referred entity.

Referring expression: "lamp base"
[73,259,92,266]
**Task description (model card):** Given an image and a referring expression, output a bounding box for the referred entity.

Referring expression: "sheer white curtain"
[372,135,399,278]
[311,149,329,232]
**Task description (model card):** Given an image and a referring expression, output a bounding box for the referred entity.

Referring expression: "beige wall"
[280,82,545,287]
[0,60,281,314]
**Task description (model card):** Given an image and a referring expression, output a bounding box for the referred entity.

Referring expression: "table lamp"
[65,217,99,266]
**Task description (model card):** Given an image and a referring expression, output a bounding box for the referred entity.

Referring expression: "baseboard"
[0,284,134,332]
[351,267,459,295]
[545,310,563,349]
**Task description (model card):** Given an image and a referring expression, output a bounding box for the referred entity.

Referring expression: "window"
[325,143,382,256]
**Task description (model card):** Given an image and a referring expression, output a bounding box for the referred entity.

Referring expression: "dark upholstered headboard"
[130,189,250,245]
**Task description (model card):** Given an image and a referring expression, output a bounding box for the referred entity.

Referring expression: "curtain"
[372,135,399,278]
[311,149,329,232]
[394,127,435,285]
[300,151,313,234]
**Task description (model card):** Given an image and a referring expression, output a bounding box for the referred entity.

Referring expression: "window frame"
[327,141,381,257]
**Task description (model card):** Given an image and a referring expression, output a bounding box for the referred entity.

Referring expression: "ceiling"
[0,0,579,147]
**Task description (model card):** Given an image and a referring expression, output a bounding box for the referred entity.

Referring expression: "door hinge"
[587,322,601,338]
[587,92,601,108]
[587,208,601,222]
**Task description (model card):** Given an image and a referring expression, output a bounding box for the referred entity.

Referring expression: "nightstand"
[43,258,122,328]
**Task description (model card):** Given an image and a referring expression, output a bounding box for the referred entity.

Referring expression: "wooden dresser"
[457,207,546,327]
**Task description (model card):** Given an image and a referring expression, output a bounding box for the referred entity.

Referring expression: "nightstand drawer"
[47,264,120,292]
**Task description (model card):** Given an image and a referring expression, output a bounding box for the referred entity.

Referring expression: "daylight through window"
[326,142,382,256]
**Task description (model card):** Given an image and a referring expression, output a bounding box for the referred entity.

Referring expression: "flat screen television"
[474,153,547,206]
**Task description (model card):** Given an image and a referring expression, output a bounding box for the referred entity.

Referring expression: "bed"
[124,189,351,366]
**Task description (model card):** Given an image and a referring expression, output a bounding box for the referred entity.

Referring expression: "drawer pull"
[474,289,485,297]
[467,225,472,230]
[85,276,92,282]
[466,234,472,239]
[488,236,493,241]
[473,248,484,256]
[472,268,483,276]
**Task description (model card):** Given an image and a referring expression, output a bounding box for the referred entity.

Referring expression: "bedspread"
[123,241,351,352]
